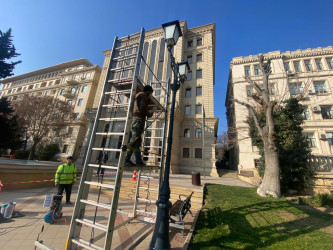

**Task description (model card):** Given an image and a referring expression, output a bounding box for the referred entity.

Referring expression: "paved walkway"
[0,172,253,249]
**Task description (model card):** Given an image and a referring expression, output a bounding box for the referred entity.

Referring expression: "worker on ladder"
[125,85,154,166]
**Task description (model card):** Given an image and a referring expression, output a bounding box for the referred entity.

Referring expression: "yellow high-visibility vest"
[55,163,76,184]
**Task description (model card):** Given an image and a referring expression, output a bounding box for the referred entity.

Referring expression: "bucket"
[4,202,16,219]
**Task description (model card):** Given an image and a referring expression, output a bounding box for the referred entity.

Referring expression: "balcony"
[66,79,80,86]
[63,90,74,99]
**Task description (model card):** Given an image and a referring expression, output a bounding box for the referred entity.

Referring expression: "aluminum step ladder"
[66,27,170,250]
[66,29,149,250]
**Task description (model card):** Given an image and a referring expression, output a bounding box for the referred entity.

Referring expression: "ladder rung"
[139,186,158,191]
[146,155,162,158]
[84,181,115,189]
[113,54,137,61]
[139,176,155,179]
[102,103,129,108]
[105,90,131,95]
[88,164,118,170]
[145,137,163,139]
[154,95,167,98]
[75,219,108,232]
[114,43,138,51]
[92,147,122,152]
[136,209,156,216]
[110,65,135,72]
[108,78,133,84]
[137,197,157,203]
[72,238,104,250]
[80,199,111,210]
[99,117,127,122]
[95,132,125,136]
[143,146,162,148]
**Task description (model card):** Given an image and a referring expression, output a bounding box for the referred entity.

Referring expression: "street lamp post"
[149,20,189,250]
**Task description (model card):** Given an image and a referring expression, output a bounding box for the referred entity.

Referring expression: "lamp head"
[162,20,182,47]
[177,61,190,81]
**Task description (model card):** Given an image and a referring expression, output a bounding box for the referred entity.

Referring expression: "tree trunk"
[257,137,281,197]
[28,141,38,160]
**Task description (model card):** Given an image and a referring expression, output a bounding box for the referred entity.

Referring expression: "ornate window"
[195,128,202,138]
[184,129,190,138]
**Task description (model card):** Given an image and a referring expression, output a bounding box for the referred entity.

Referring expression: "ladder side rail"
[158,78,171,189]
[66,35,119,249]
[104,28,145,250]
[132,169,142,217]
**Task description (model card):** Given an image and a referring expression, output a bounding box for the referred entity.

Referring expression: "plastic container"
[1,204,8,215]
[4,202,16,219]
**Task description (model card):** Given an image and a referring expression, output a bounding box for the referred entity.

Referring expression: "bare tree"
[234,54,281,198]
[12,95,75,160]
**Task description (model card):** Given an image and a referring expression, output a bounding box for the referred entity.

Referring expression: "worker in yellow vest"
[55,156,77,205]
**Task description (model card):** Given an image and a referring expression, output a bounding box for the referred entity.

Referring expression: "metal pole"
[149,45,179,250]
[203,121,205,178]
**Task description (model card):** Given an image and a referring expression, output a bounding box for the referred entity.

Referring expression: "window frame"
[196,104,202,114]
[197,53,202,62]
[196,86,202,96]
[196,69,202,79]
[195,148,202,158]
[184,105,191,116]
[185,88,191,98]
[196,38,202,46]
[183,148,190,158]
[184,129,190,138]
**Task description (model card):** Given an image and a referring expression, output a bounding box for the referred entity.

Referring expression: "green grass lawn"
[191,184,333,249]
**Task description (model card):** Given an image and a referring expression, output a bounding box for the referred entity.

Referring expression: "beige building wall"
[226,46,333,185]
[0,59,101,160]
[94,21,219,176]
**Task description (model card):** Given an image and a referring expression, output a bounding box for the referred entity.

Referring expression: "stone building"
[0,59,101,159]
[226,46,333,185]
[90,21,219,176]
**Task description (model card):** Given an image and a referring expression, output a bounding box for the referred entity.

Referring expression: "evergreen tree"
[0,97,23,152]
[248,98,314,193]
[0,28,22,79]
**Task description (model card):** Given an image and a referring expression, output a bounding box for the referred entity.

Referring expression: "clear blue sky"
[1,0,333,133]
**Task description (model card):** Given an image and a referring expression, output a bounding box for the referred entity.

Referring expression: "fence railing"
[310,155,333,173]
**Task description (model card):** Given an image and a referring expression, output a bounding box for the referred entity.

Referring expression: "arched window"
[195,128,202,138]
[157,39,165,80]
[184,129,190,138]
[147,40,157,84]
[139,42,149,80]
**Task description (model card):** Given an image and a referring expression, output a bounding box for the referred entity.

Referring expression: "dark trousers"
[97,162,105,175]
[57,184,72,202]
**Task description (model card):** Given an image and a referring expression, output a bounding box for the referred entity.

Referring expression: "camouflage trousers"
[125,119,145,163]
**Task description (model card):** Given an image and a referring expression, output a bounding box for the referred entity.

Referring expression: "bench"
[169,192,194,234]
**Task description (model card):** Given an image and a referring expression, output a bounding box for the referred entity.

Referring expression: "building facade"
[0,59,101,159]
[93,21,219,176]
[226,46,333,185]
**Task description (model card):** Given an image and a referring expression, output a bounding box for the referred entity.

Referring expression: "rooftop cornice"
[59,65,101,76]
[231,46,333,65]
[2,59,93,83]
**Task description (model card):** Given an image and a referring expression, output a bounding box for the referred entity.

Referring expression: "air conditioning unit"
[308,89,315,95]
[320,134,328,140]
[287,70,295,76]
[312,106,321,112]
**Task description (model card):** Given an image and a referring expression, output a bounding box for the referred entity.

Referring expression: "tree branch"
[234,99,264,138]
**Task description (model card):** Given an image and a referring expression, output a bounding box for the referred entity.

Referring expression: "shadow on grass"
[191,185,333,249]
